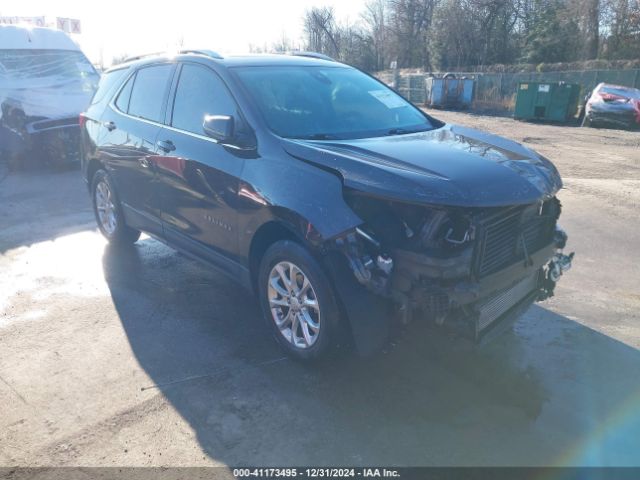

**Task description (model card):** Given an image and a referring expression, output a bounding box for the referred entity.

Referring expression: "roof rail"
[179,49,224,59]
[288,51,336,62]
[121,52,163,63]
[121,49,223,65]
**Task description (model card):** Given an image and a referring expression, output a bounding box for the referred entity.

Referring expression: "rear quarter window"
[91,68,129,106]
[115,73,135,113]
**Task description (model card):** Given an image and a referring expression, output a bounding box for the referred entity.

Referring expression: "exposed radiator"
[476,272,539,331]
[476,203,555,278]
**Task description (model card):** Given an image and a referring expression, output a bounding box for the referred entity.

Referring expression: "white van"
[0,25,99,167]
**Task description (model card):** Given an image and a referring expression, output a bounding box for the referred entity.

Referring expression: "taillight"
[599,92,627,102]
[633,100,640,124]
[79,112,88,129]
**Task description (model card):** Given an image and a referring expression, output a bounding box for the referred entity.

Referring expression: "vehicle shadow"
[102,239,640,467]
[0,168,93,254]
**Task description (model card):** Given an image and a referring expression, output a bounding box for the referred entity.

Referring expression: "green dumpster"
[514,82,581,122]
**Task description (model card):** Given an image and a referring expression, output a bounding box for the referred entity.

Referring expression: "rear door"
[154,62,245,271]
[98,63,175,235]
[81,66,129,180]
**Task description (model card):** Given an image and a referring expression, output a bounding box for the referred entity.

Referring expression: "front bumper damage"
[328,201,574,350]
[0,104,81,166]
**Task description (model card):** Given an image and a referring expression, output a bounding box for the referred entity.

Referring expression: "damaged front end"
[330,191,574,344]
[0,101,83,168]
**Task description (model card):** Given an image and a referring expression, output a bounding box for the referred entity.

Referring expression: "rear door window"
[127,64,174,123]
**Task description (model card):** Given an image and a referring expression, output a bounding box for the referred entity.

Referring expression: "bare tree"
[582,0,601,58]
[303,6,340,56]
[299,0,638,70]
[601,0,640,58]
[272,32,297,53]
[388,0,440,69]
[362,0,389,70]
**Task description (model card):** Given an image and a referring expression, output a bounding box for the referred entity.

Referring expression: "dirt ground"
[1,111,639,467]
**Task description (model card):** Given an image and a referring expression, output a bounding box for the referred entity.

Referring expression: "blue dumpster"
[426,75,475,109]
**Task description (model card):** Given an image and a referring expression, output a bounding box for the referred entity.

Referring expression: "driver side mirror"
[203,115,234,143]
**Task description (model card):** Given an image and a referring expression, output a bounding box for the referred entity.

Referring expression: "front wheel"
[258,240,342,361]
[91,169,141,244]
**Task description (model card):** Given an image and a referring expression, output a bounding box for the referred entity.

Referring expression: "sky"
[1,0,367,67]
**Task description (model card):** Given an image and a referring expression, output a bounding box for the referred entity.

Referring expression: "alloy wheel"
[267,261,321,349]
[95,180,117,236]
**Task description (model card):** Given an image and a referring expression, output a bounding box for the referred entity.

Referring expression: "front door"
[154,63,245,273]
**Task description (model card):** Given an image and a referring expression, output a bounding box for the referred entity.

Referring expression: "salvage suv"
[81,50,573,360]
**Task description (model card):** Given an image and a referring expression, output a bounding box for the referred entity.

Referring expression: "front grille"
[476,202,556,278]
[476,272,539,331]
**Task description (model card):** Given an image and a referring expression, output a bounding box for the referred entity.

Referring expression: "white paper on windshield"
[368,89,406,109]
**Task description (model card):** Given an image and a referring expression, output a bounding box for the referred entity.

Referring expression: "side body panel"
[154,127,245,273]
[98,106,164,235]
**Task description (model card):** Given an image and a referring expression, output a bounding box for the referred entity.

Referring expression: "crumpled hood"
[282,124,563,208]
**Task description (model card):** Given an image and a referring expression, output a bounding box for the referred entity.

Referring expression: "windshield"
[233,65,435,140]
[0,49,98,82]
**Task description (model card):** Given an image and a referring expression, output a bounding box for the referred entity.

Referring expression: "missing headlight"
[345,191,474,253]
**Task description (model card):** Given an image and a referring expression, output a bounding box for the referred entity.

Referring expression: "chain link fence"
[377,69,640,113]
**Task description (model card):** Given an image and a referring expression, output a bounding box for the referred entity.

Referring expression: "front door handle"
[103,121,116,131]
[139,157,151,168]
[156,139,176,153]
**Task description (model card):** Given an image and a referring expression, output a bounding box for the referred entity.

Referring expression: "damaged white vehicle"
[0,25,98,168]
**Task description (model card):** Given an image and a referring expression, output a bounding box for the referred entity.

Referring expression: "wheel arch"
[247,214,392,357]
[248,220,306,293]
[86,157,104,189]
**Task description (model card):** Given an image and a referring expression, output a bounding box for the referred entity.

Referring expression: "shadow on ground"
[102,238,640,467]
[0,168,94,254]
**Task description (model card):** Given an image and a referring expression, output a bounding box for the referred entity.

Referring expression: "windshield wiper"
[385,127,429,136]
[299,133,340,140]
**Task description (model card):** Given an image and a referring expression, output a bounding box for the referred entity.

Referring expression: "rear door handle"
[156,139,176,153]
[103,121,116,131]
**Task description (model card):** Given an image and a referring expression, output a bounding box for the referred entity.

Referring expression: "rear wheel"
[258,240,341,361]
[91,169,140,244]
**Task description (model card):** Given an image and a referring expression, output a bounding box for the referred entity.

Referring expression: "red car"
[582,83,640,130]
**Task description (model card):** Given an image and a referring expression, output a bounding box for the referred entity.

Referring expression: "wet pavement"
[1,116,640,466]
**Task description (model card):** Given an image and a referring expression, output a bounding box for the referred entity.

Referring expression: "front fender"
[323,251,392,356]
[237,150,363,259]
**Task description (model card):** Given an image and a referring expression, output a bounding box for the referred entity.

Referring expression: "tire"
[91,169,141,244]
[258,240,342,361]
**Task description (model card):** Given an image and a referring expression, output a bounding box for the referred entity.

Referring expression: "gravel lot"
[1,111,639,467]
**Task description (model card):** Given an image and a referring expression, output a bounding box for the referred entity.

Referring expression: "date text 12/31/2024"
[233,468,401,478]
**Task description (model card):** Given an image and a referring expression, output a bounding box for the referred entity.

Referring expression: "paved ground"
[1,112,639,467]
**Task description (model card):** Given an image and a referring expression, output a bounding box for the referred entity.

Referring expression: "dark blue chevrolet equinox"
[80,50,573,360]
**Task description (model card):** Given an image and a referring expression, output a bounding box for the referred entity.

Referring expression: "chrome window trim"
[107,64,248,151]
